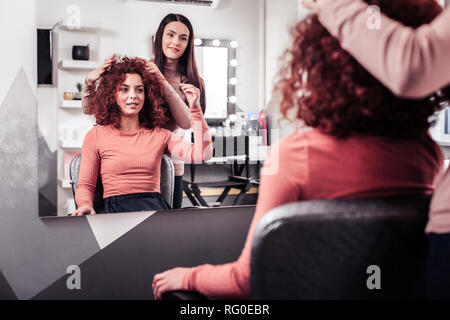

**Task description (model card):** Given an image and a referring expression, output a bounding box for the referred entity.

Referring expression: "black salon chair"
[69,154,175,212]
[163,194,430,300]
[250,194,430,299]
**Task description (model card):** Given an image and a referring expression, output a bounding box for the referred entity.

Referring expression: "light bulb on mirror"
[229,96,238,104]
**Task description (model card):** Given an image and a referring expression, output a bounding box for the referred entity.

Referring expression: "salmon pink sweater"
[181,129,443,299]
[75,107,212,209]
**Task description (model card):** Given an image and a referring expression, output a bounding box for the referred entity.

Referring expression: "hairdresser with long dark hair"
[82,13,205,209]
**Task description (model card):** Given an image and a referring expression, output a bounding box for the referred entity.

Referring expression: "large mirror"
[195,39,236,121]
[37,0,300,217]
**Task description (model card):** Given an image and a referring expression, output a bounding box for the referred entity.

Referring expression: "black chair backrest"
[250,195,431,299]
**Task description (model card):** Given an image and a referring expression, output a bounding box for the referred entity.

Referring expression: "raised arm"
[82,56,114,115]
[166,84,212,163]
[141,59,192,129]
[81,83,93,115]
[162,79,192,129]
[73,128,99,215]
[306,0,450,98]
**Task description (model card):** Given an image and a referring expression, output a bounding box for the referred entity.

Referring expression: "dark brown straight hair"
[153,13,206,113]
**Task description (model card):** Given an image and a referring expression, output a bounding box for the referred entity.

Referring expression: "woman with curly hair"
[73,57,212,216]
[152,0,447,299]
[82,13,204,209]
[303,0,450,298]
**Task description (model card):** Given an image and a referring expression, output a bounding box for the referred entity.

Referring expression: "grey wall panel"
[0,69,101,300]
[33,206,255,299]
[38,129,57,216]
[0,270,17,300]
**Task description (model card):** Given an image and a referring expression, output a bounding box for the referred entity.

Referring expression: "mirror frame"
[193,38,237,126]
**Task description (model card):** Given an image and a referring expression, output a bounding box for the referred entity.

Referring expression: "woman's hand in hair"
[180,84,201,110]
[72,205,96,216]
[139,59,166,82]
[85,56,114,85]
[301,0,326,13]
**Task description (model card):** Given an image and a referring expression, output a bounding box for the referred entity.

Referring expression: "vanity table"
[34,205,255,299]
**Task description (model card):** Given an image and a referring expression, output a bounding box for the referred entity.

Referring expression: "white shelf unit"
[58,60,100,70]
[58,178,73,189]
[55,23,101,216]
[55,19,102,32]
[60,99,82,109]
[59,140,83,149]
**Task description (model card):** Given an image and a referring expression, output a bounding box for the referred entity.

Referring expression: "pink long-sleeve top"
[316,0,450,234]
[181,128,443,299]
[75,107,212,209]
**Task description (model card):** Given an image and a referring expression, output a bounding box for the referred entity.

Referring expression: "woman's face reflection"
[162,21,190,62]
[115,73,145,118]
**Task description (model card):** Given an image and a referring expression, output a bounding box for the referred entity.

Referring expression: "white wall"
[265,0,307,138]
[265,0,298,106]
[36,0,265,113]
[0,1,37,105]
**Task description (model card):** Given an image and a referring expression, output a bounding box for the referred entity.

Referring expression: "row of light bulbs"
[194,38,239,49]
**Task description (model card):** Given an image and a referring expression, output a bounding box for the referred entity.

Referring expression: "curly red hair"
[275,0,450,139]
[87,56,169,129]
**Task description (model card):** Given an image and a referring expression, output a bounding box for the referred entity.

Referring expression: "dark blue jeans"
[104,192,170,213]
[173,175,183,209]
[425,233,450,299]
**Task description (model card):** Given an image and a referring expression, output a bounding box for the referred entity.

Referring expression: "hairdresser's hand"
[180,84,201,110]
[85,56,114,85]
[152,267,189,300]
[139,59,166,82]
[72,205,96,216]
[302,0,325,13]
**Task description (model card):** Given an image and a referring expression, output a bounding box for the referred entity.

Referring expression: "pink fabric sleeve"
[75,128,100,208]
[166,107,212,163]
[81,83,94,115]
[163,81,192,130]
[181,138,306,299]
[318,0,450,98]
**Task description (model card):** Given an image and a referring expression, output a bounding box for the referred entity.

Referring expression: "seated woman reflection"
[73,56,212,216]
[152,0,447,299]
[82,13,205,210]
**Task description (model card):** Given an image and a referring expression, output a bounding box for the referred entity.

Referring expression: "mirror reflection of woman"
[82,13,205,209]
[73,57,212,215]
